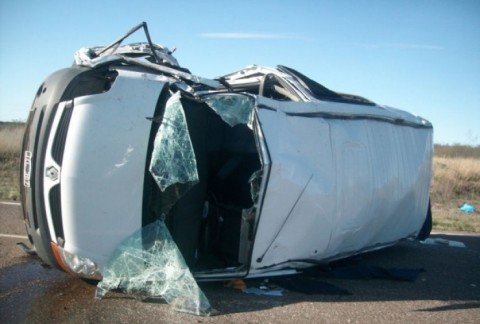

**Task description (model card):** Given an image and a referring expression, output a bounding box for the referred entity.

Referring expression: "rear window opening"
[278,65,375,105]
[218,65,375,105]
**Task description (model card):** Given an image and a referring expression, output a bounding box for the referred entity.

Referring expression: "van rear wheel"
[416,200,432,241]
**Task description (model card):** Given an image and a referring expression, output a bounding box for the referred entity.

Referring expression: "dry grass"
[0,122,24,153]
[430,152,480,233]
[0,122,24,201]
[431,157,480,203]
[434,143,480,159]
[432,202,480,233]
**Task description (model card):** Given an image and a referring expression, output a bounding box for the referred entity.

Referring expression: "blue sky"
[1,0,479,145]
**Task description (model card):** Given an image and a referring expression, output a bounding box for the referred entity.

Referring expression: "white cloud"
[362,43,444,50]
[199,32,308,40]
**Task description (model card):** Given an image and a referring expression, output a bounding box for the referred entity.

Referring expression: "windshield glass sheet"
[149,92,199,214]
[96,220,212,316]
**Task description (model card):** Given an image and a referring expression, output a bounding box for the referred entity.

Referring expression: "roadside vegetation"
[0,122,24,201]
[431,144,480,232]
[0,122,478,232]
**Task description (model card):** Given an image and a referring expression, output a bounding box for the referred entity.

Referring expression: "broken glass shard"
[149,92,199,213]
[95,220,212,316]
[203,93,255,128]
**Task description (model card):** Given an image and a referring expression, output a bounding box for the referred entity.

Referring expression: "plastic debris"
[224,278,247,290]
[242,287,283,297]
[420,238,466,248]
[459,203,476,213]
[240,279,284,296]
[95,220,212,316]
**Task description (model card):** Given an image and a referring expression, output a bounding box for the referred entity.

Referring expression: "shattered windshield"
[100,90,260,316]
[96,220,212,316]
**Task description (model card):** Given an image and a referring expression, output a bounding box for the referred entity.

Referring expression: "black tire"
[416,200,432,241]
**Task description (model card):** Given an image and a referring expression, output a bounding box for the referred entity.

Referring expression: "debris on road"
[459,203,476,214]
[421,237,466,248]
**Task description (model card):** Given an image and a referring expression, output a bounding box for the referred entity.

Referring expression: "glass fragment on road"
[95,220,212,316]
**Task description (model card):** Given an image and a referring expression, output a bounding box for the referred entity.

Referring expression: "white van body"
[21,31,432,282]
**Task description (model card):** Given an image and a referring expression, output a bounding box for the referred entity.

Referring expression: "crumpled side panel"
[149,92,199,202]
[204,94,255,128]
[95,220,212,316]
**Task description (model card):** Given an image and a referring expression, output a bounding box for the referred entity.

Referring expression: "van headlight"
[62,249,102,279]
[51,242,102,279]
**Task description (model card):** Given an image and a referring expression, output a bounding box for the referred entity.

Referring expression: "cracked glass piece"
[204,93,255,128]
[248,170,262,204]
[149,92,199,212]
[95,220,212,316]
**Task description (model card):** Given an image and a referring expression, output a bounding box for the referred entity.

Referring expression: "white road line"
[0,233,28,239]
[0,201,21,206]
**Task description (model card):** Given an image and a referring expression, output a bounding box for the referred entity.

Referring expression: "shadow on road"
[1,233,479,321]
[199,233,480,314]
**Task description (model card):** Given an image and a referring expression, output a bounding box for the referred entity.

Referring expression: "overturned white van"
[20,23,433,289]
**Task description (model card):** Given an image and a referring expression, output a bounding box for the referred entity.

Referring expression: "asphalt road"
[1,201,479,323]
